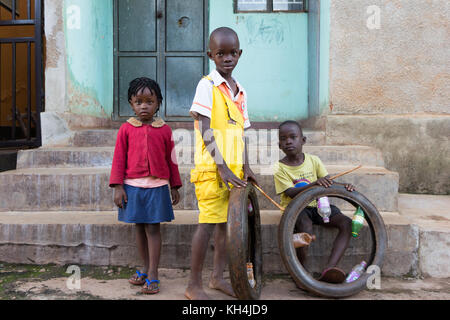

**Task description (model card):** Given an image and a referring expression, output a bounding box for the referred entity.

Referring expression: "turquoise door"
[114,0,209,121]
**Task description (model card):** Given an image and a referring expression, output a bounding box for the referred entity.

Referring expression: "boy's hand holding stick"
[251,165,363,212]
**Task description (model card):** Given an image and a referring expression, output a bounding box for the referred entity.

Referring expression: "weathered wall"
[327,115,450,195]
[44,0,67,114]
[42,0,114,145]
[210,1,310,120]
[329,0,449,114]
[327,0,450,194]
[64,0,114,119]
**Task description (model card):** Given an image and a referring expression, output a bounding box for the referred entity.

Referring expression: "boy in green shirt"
[273,120,355,283]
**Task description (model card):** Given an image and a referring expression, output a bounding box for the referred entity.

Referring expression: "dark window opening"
[234,0,307,13]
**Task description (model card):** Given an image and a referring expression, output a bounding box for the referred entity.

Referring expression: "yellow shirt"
[273,153,328,208]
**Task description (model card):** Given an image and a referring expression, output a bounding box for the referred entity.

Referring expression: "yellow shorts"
[191,169,244,224]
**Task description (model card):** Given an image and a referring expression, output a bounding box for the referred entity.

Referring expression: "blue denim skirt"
[118,184,174,224]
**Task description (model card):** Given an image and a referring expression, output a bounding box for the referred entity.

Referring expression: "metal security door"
[114,0,208,121]
[0,0,43,148]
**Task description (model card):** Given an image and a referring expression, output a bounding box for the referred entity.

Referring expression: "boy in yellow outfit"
[185,27,257,300]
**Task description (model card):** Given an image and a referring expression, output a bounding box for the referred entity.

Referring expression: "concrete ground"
[0,264,449,300]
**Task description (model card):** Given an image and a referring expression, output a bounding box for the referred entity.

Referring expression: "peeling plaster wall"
[209,1,310,121]
[44,0,67,114]
[329,0,449,114]
[327,0,450,194]
[42,0,114,145]
[64,0,114,118]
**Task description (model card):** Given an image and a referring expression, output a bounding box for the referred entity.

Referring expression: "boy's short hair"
[208,27,240,50]
[279,120,303,136]
[128,77,163,103]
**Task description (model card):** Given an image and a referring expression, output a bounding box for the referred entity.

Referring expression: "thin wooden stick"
[329,165,362,180]
[251,165,362,212]
[252,182,285,212]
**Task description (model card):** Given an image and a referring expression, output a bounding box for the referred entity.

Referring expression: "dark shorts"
[118,184,174,224]
[296,204,342,226]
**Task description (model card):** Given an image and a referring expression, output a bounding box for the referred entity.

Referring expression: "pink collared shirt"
[124,176,169,189]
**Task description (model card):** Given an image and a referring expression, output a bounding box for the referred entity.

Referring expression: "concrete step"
[0,165,398,212]
[70,129,326,147]
[1,193,448,278]
[16,145,384,169]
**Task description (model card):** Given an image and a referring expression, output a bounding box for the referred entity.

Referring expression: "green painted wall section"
[209,1,309,121]
[64,0,114,118]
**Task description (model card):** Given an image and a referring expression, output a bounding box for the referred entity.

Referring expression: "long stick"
[252,182,285,212]
[329,165,362,180]
[251,165,363,212]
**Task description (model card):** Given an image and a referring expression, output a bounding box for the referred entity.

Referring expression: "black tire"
[226,184,263,300]
[278,184,387,298]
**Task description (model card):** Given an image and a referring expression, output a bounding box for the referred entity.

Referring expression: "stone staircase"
[0,127,409,276]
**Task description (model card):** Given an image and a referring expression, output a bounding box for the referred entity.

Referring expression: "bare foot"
[185,285,211,300]
[209,278,236,298]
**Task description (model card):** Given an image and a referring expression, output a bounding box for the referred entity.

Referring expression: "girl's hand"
[244,164,258,186]
[316,176,333,188]
[113,185,127,208]
[171,188,180,205]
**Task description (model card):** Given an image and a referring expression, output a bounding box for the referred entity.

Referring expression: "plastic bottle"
[351,207,365,237]
[317,197,331,223]
[345,261,367,283]
[248,201,254,213]
[247,262,256,288]
[292,233,316,248]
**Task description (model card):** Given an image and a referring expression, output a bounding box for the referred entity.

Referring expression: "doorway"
[0,0,43,148]
[113,0,209,122]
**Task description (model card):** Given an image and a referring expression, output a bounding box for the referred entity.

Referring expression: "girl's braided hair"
[128,77,163,104]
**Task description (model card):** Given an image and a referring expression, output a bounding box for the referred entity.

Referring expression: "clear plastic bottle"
[247,262,256,288]
[345,261,368,283]
[292,233,316,248]
[317,197,331,223]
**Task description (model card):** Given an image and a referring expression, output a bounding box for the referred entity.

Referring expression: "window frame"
[233,0,308,13]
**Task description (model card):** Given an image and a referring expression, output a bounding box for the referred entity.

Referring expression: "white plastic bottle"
[345,261,368,283]
[247,262,256,288]
[317,197,331,223]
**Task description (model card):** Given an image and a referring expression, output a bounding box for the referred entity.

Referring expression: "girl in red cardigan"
[109,77,182,294]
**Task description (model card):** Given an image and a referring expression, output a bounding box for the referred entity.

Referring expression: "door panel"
[118,56,157,117]
[0,0,43,148]
[166,0,204,52]
[118,0,156,52]
[114,0,208,121]
[165,57,203,117]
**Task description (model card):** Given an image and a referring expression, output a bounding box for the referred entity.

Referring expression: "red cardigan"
[109,120,182,189]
